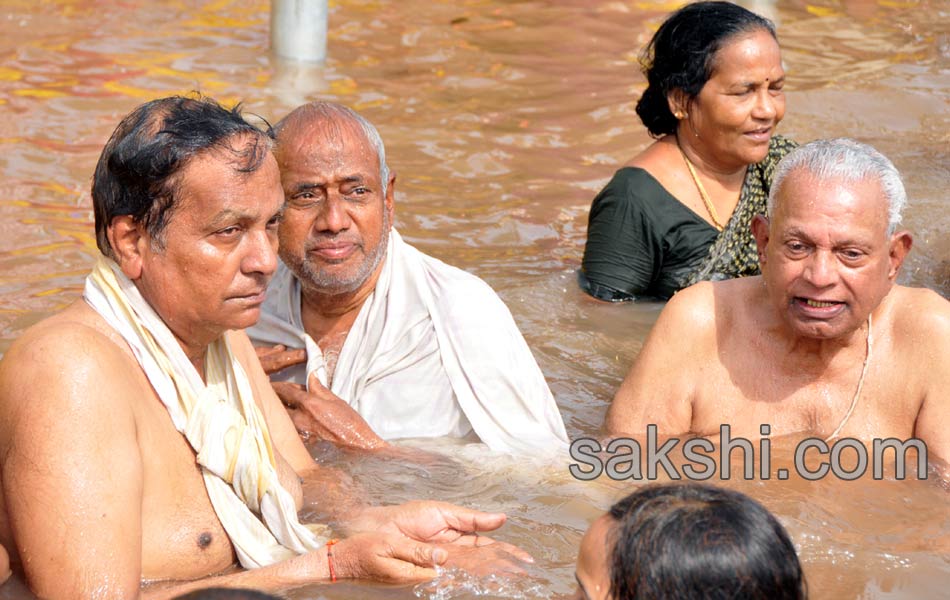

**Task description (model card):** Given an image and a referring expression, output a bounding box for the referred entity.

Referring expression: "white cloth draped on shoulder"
[83,255,329,569]
[248,229,569,455]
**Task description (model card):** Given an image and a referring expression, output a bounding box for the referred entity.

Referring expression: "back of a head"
[608,483,806,600]
[173,587,282,600]
[92,94,270,259]
[635,1,776,137]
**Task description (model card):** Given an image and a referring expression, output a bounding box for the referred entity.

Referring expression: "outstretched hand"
[344,500,504,541]
[330,532,448,583]
[343,501,534,570]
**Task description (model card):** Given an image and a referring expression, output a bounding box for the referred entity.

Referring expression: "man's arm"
[604,283,712,437]
[0,326,145,598]
[272,376,389,451]
[230,331,368,518]
[245,338,389,452]
[0,325,478,599]
[229,335,532,572]
[230,331,325,473]
[910,291,950,465]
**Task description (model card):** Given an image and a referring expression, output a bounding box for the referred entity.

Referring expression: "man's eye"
[840,249,864,261]
[217,226,241,237]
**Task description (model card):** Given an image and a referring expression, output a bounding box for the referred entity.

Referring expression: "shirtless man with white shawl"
[248,102,568,455]
[0,96,526,599]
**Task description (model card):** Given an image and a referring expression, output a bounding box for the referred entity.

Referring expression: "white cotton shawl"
[248,230,569,455]
[83,256,329,569]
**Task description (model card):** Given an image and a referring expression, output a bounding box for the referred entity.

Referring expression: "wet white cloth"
[248,230,569,454]
[83,255,329,569]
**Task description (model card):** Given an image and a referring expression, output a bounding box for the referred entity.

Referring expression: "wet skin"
[674,28,786,173]
[0,140,525,598]
[606,168,950,465]
[627,28,786,232]
[573,515,613,600]
[264,110,397,448]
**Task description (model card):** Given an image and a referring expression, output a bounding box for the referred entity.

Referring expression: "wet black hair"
[92,94,271,258]
[607,483,806,600]
[635,1,777,137]
[173,588,282,600]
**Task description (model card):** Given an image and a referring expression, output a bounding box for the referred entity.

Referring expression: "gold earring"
[675,111,686,119]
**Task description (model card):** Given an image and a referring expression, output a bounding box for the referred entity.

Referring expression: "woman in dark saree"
[580,1,797,301]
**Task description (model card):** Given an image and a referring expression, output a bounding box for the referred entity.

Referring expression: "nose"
[802,249,837,288]
[242,228,279,277]
[314,195,352,234]
[752,88,777,122]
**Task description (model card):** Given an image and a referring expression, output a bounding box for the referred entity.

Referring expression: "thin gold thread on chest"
[823,314,873,442]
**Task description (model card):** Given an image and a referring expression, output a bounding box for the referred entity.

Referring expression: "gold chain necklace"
[676,141,725,231]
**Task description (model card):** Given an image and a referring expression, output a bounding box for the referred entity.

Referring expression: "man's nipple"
[197,531,213,550]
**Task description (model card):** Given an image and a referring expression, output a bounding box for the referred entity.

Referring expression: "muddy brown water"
[0,1,947,598]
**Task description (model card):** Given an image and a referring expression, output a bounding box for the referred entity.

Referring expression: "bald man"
[248,102,568,454]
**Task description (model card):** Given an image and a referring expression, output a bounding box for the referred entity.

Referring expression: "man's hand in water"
[343,501,533,573]
[272,373,389,450]
[322,532,448,582]
[273,375,454,464]
[254,344,307,374]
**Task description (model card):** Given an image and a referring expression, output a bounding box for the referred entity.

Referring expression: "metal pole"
[270,0,328,63]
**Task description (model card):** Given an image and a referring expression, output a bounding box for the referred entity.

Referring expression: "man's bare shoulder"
[2,301,128,368]
[886,285,950,345]
[664,278,752,333]
[0,300,138,434]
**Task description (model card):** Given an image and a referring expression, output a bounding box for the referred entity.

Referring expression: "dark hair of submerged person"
[608,484,806,600]
[635,1,776,137]
[173,587,283,600]
[91,94,272,259]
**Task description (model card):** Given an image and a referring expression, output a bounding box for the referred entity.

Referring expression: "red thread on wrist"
[326,539,339,582]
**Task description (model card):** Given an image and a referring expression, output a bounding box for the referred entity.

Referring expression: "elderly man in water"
[606,138,950,464]
[248,101,568,454]
[0,96,526,599]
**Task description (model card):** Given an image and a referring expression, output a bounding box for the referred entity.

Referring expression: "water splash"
[413,566,549,600]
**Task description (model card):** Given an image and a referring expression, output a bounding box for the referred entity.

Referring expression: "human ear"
[666,89,690,120]
[384,170,396,228]
[886,230,913,280]
[751,214,771,265]
[107,216,148,280]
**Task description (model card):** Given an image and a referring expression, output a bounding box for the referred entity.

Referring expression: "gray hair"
[273,101,390,194]
[768,138,907,235]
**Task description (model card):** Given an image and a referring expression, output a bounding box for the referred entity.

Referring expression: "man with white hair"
[606,138,950,464]
[249,102,568,454]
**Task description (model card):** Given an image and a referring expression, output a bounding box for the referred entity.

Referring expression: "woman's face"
[680,28,786,170]
[574,514,613,600]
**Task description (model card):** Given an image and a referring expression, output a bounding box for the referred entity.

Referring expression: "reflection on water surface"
[0,0,947,598]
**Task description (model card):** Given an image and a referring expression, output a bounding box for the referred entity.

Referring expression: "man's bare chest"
[136,401,237,581]
[688,363,918,442]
